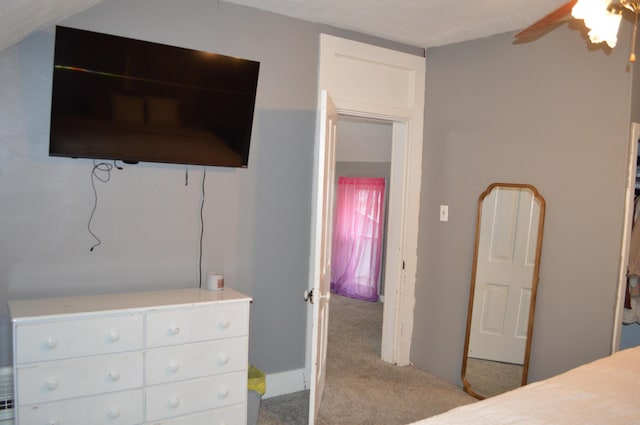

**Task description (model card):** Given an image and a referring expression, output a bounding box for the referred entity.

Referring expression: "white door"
[308,91,337,424]
[613,123,640,352]
[468,187,540,364]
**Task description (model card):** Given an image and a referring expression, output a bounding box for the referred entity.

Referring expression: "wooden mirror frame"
[461,183,546,400]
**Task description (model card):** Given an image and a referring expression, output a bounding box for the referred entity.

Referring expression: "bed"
[410,346,640,425]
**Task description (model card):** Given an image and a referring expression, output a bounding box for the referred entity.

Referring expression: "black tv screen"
[49,26,260,168]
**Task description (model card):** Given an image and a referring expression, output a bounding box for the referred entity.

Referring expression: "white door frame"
[306,34,425,386]
[612,122,640,352]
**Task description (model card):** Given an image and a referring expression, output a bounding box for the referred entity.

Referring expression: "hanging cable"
[88,160,116,251]
[198,168,206,288]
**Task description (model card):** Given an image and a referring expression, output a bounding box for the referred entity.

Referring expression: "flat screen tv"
[49,26,260,168]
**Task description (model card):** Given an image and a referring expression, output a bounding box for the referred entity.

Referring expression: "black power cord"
[88,160,120,251]
[198,168,206,288]
[87,161,206,291]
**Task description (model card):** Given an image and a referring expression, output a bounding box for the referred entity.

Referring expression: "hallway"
[258,295,474,424]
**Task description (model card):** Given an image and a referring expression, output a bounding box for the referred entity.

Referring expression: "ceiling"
[224,0,570,48]
[1,0,572,53]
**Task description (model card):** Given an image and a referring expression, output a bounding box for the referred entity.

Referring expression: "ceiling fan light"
[587,11,622,47]
[572,0,623,48]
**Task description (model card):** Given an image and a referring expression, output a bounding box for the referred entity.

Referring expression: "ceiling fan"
[515,0,640,62]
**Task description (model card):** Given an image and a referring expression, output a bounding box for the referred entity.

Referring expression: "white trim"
[613,122,640,352]
[263,368,308,399]
[311,34,425,369]
[378,119,406,363]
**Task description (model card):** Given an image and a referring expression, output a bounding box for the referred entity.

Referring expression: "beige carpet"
[465,358,523,398]
[258,294,475,424]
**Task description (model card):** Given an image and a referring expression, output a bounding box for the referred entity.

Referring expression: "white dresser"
[9,288,252,425]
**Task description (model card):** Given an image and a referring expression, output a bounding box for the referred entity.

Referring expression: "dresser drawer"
[15,313,143,364]
[145,403,246,425]
[18,389,143,425]
[17,351,143,405]
[146,302,248,348]
[145,371,246,421]
[146,337,248,385]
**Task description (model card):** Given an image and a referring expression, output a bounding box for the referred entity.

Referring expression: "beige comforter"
[410,346,640,425]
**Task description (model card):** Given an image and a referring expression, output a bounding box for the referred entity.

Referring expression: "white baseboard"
[264,368,308,399]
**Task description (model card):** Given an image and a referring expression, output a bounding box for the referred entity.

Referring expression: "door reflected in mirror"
[461,183,545,400]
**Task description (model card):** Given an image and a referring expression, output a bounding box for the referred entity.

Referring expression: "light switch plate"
[440,205,449,222]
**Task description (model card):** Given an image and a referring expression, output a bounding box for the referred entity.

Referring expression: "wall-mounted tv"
[49,26,260,168]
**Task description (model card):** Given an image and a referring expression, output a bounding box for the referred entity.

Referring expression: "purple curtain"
[331,177,386,302]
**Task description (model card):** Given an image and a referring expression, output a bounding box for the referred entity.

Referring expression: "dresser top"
[9,288,252,321]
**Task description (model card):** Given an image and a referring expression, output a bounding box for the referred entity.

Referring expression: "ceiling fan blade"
[515,0,578,40]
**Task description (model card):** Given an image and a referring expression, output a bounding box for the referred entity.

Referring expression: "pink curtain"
[331,177,386,302]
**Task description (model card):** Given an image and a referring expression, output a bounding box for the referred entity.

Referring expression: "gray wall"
[335,163,391,181]
[0,0,420,371]
[3,0,633,392]
[412,22,635,385]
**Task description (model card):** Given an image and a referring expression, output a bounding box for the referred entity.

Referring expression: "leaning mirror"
[461,183,545,400]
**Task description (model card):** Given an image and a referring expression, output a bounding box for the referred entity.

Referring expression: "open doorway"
[615,122,640,350]
[307,34,425,425]
[333,116,392,305]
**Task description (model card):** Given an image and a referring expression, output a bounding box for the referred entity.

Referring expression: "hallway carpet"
[258,294,475,424]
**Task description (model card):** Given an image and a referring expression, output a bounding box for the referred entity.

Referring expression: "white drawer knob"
[45,337,58,349]
[169,396,180,408]
[218,386,229,399]
[109,407,121,419]
[218,318,231,330]
[108,369,121,381]
[48,420,60,425]
[217,352,230,365]
[46,378,59,391]
[168,323,180,335]
[167,361,180,373]
[108,329,121,342]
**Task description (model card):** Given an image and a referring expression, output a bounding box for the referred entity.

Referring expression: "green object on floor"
[248,364,266,395]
